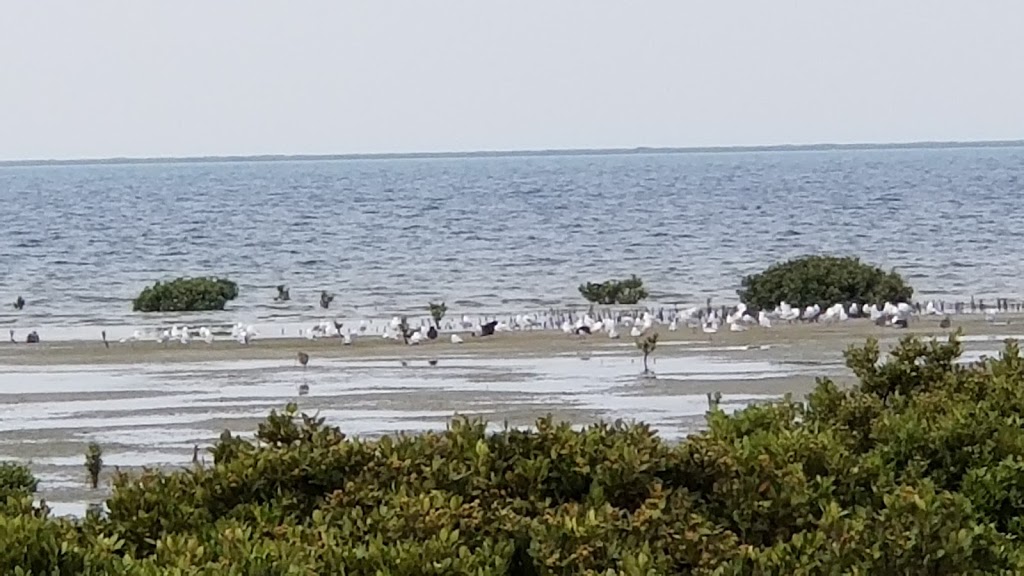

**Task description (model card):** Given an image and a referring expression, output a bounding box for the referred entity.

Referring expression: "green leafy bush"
[0,463,37,501]
[579,275,649,305]
[738,255,913,310]
[132,277,239,312]
[9,333,1024,572]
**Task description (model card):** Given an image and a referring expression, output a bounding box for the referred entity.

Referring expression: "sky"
[2,1,1023,160]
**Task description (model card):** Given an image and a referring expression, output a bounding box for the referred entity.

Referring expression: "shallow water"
[0,346,829,511]
[3,147,1024,340]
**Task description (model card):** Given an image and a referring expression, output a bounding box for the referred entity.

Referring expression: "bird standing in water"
[297,351,309,368]
[320,291,334,309]
[12,296,25,310]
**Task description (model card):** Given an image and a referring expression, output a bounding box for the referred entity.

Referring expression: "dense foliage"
[10,333,1024,573]
[578,275,649,305]
[738,255,914,310]
[132,277,239,313]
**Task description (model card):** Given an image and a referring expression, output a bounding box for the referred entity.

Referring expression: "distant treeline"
[3,139,1024,168]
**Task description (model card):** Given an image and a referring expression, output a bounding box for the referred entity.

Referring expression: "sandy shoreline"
[1,313,1015,367]
[2,313,1021,511]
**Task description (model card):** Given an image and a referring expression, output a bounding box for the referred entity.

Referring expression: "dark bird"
[297,383,309,396]
[428,359,438,367]
[427,325,438,340]
[477,320,499,337]
[575,326,592,336]
[297,351,310,369]
[8,330,14,343]
[12,296,25,310]
[101,331,109,349]
[320,291,335,309]
[26,331,39,344]
[939,316,952,329]
[192,445,199,464]
[333,320,344,335]
[274,285,290,302]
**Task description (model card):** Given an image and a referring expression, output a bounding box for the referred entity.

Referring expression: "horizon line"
[3,138,1023,167]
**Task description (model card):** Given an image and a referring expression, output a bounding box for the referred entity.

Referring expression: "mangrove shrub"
[738,255,913,310]
[579,275,649,305]
[7,333,1024,572]
[132,277,239,312]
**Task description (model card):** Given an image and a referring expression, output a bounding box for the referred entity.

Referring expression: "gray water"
[2,147,1023,333]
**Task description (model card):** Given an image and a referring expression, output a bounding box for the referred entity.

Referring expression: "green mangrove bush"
[8,332,1024,573]
[578,275,649,305]
[738,255,913,310]
[132,277,239,313]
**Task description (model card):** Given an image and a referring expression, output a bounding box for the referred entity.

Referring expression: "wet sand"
[0,313,1011,367]
[1,313,1019,513]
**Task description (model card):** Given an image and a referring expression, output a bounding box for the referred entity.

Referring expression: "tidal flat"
[0,313,1018,514]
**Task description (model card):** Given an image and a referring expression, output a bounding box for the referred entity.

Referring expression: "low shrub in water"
[738,254,913,310]
[132,277,239,312]
[579,275,649,305]
[7,333,1024,573]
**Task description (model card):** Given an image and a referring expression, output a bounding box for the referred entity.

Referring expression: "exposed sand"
[0,313,1012,367]
[1,313,1019,512]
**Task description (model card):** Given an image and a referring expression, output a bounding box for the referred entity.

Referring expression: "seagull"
[758,311,772,328]
[450,334,464,344]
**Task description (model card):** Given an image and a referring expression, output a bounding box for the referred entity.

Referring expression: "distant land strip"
[3,139,1023,168]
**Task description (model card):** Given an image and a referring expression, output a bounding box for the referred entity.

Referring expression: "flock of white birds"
[112,298,959,349]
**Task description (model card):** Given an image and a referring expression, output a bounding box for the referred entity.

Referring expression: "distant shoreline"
[3,139,1023,168]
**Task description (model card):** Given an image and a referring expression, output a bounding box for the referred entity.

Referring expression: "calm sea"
[2,147,1023,336]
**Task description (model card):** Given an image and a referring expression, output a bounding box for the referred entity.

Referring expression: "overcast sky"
[2,1,1022,160]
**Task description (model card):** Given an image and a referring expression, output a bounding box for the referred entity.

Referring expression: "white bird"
[608,325,620,339]
[157,329,171,345]
[409,331,424,345]
[668,319,678,332]
[758,310,772,328]
[803,305,820,322]
[729,321,747,332]
[561,321,574,335]
[702,320,719,335]
[629,325,643,338]
[199,327,214,344]
[451,334,464,344]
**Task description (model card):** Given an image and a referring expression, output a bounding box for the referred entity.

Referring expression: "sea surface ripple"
[2,147,1023,331]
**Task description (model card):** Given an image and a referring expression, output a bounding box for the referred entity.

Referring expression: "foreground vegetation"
[132,277,239,313]
[7,333,1024,573]
[738,255,914,310]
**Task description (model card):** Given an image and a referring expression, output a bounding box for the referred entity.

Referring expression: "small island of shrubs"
[579,275,649,305]
[738,255,914,310]
[132,277,239,312]
[5,334,1024,572]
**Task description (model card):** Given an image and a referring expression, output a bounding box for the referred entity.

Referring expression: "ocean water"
[2,146,1023,334]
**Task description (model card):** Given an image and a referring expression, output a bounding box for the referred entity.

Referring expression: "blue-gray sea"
[2,146,1023,335]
